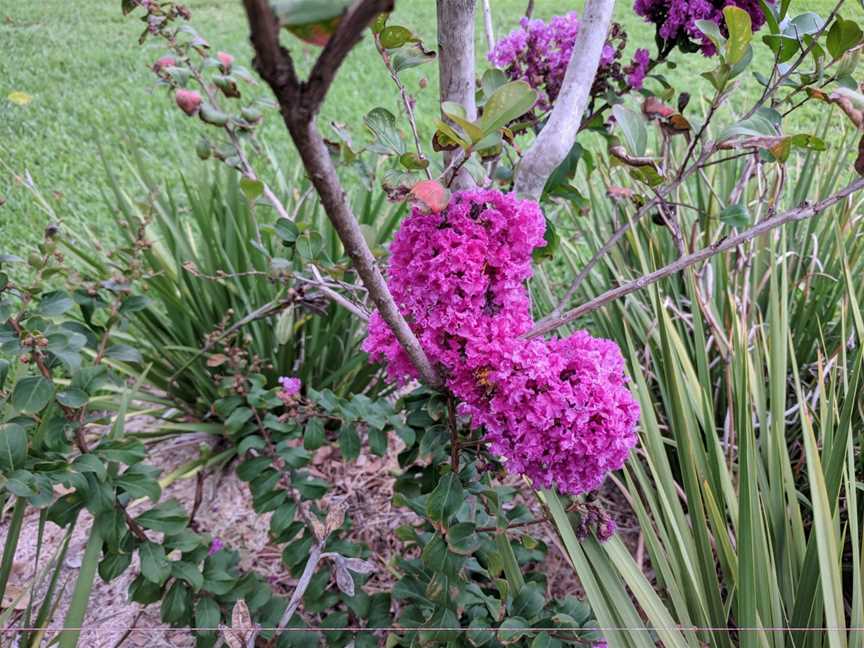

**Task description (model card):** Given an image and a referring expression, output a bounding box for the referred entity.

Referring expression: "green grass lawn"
[1,0,859,249]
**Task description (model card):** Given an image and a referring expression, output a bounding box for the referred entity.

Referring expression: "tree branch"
[304,0,395,112]
[481,0,495,53]
[525,176,864,338]
[437,0,477,190]
[514,0,616,201]
[242,0,442,387]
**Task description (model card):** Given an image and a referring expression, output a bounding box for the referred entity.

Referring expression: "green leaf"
[160,580,192,625]
[72,454,107,481]
[171,561,204,591]
[271,0,351,26]
[426,472,463,525]
[5,470,37,497]
[399,152,429,171]
[719,111,777,142]
[129,574,164,604]
[379,25,413,49]
[762,33,801,63]
[478,81,537,136]
[723,6,752,65]
[57,388,89,409]
[99,551,132,582]
[225,406,253,434]
[510,583,546,620]
[719,203,750,228]
[368,427,387,456]
[195,596,221,634]
[695,19,726,51]
[275,218,299,244]
[786,12,825,37]
[295,230,324,259]
[38,290,75,316]
[498,617,530,643]
[135,500,188,534]
[94,439,146,465]
[391,43,436,74]
[237,456,271,481]
[0,423,27,472]
[304,417,326,450]
[364,107,405,155]
[139,541,171,585]
[116,464,162,501]
[827,17,862,59]
[446,522,480,555]
[611,105,647,156]
[339,423,361,461]
[104,344,142,363]
[532,216,560,263]
[119,295,151,314]
[239,177,264,202]
[11,376,55,414]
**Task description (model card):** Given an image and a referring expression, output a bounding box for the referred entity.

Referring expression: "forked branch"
[242,0,441,386]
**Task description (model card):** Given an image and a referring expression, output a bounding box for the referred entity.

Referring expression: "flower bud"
[152,55,176,73]
[175,88,202,116]
[240,106,262,124]
[196,137,212,160]
[217,51,234,72]
[198,103,229,126]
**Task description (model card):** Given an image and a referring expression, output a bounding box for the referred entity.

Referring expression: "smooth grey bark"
[437,0,477,189]
[514,0,616,201]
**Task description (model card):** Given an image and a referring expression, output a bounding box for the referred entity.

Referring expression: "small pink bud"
[217,51,234,72]
[152,55,176,73]
[175,89,202,116]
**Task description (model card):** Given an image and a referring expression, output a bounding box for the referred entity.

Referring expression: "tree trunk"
[437,0,477,190]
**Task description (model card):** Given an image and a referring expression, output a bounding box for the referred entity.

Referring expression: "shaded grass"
[1,0,859,249]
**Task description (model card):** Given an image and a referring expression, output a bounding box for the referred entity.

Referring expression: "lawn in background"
[1,0,859,248]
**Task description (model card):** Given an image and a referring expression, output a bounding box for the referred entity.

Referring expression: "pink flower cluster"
[634,0,770,56]
[488,14,643,110]
[364,190,639,495]
[278,376,302,403]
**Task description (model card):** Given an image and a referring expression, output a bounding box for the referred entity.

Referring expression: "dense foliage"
[3,0,864,647]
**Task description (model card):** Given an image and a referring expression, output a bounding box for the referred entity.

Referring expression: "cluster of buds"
[571,499,617,543]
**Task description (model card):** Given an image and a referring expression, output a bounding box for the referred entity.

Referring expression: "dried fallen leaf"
[7,91,32,106]
[332,556,355,597]
[343,557,376,574]
[324,500,348,535]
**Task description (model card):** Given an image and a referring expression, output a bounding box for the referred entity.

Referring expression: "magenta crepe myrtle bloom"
[488,13,630,110]
[279,376,302,397]
[634,0,771,56]
[208,537,224,555]
[174,88,202,116]
[626,48,651,89]
[364,190,639,495]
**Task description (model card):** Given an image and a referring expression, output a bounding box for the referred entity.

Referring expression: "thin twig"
[526,177,864,337]
[481,0,495,53]
[373,34,432,180]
